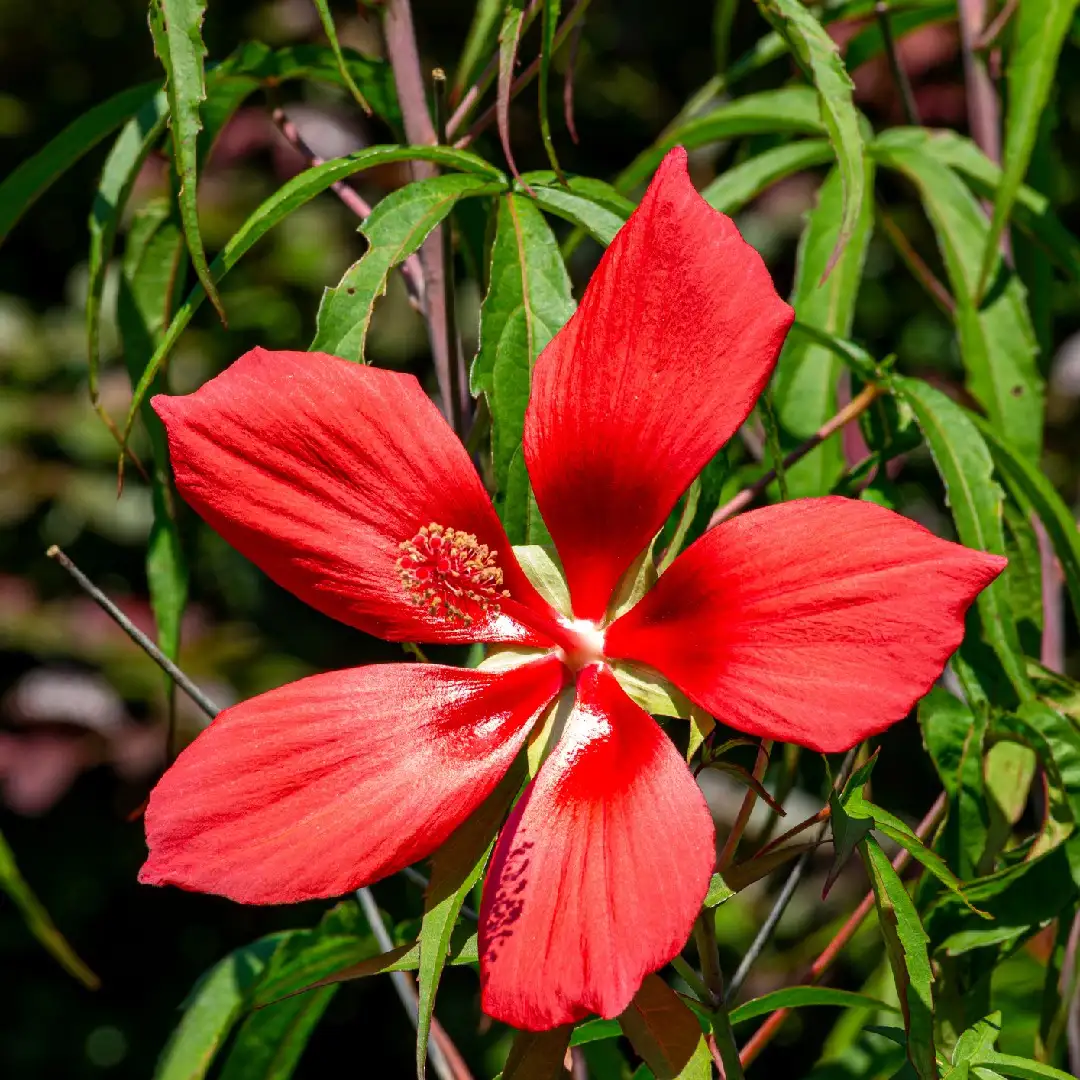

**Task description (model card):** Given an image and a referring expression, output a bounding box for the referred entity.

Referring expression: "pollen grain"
[397,523,509,626]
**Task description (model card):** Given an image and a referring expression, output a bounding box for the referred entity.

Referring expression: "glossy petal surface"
[606,497,1006,753]
[154,348,557,644]
[479,665,715,1029]
[523,147,794,620]
[140,658,566,904]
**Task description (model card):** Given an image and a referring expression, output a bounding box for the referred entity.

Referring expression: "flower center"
[398,523,509,625]
[556,617,606,671]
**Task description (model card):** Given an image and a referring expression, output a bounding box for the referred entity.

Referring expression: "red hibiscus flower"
[138,147,1004,1031]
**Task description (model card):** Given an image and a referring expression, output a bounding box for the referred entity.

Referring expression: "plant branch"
[716,740,773,872]
[48,544,469,1080]
[738,791,947,1066]
[709,384,886,528]
[957,0,1001,167]
[381,0,462,433]
[455,0,593,149]
[877,203,956,315]
[269,106,425,309]
[874,1,920,126]
[974,0,1018,50]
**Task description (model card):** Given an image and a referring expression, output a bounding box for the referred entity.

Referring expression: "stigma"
[556,618,606,671]
[398,523,509,625]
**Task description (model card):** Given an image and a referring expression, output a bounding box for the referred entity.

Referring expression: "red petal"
[139,657,566,904]
[154,348,558,645]
[478,664,715,1029]
[606,497,1006,753]
[523,147,794,621]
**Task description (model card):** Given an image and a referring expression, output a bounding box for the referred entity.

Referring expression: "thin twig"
[269,106,425,309]
[382,0,460,433]
[957,0,1002,167]
[563,21,583,143]
[716,741,773,872]
[738,791,947,1066]
[974,0,1018,50]
[877,204,956,316]
[47,546,219,719]
[456,0,593,150]
[874,1,920,126]
[709,384,886,528]
[724,748,859,1004]
[50,544,468,1080]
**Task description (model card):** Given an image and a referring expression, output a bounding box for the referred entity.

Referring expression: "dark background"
[1,1,1078,1076]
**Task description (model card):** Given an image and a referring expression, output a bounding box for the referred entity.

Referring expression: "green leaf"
[873,144,1044,460]
[497,0,529,179]
[473,193,575,500]
[117,202,190,667]
[611,661,692,719]
[311,0,372,113]
[862,835,937,1080]
[875,127,1080,285]
[121,144,503,449]
[217,987,334,1080]
[453,0,504,99]
[312,173,503,360]
[619,975,711,1080]
[538,0,565,183]
[570,1018,623,1047]
[889,376,1029,699]
[155,935,287,1080]
[703,872,734,909]
[416,766,523,1080]
[0,81,158,247]
[729,986,900,1026]
[148,0,225,325]
[918,688,988,878]
[971,416,1080,629]
[616,86,827,192]
[977,0,1080,298]
[86,90,169,400]
[0,828,98,990]
[513,545,572,617]
[972,1054,1078,1080]
[502,1026,573,1079]
[518,174,633,246]
[773,160,874,496]
[701,139,834,216]
[752,0,867,276]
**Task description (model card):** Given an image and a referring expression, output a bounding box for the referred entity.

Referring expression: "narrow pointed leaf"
[0,829,98,990]
[0,81,158,246]
[753,0,866,276]
[497,0,528,181]
[729,987,901,1025]
[148,0,225,324]
[701,139,834,215]
[312,0,371,113]
[120,144,504,450]
[517,175,632,245]
[773,161,874,496]
[977,0,1080,298]
[311,173,504,361]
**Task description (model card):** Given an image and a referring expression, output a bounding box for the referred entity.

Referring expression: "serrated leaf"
[753,0,867,277]
[952,1013,1002,1068]
[617,86,827,192]
[121,144,503,450]
[0,829,98,990]
[874,145,1044,460]
[311,0,371,113]
[701,139,834,215]
[474,193,574,502]
[155,934,288,1080]
[862,835,936,1080]
[620,975,711,1080]
[971,416,1080,630]
[774,161,874,496]
[87,90,169,400]
[978,0,1080,298]
[729,986,901,1026]
[312,173,503,360]
[918,688,988,878]
[502,1026,573,1079]
[889,377,1029,699]
[417,766,524,1080]
[522,179,630,246]
[0,80,158,247]
[148,0,225,324]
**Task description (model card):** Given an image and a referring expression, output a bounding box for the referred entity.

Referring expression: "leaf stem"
[710,384,886,528]
[738,791,946,1067]
[876,202,956,316]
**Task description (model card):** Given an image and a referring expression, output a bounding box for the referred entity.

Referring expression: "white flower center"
[556,617,606,672]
